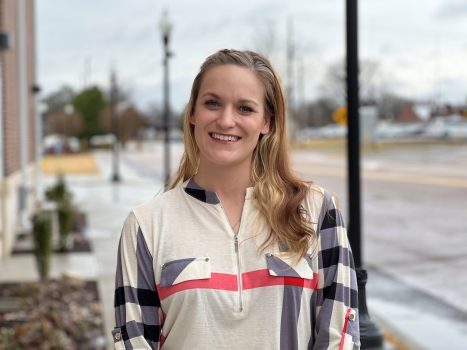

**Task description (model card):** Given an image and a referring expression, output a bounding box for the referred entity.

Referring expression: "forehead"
[198,64,265,101]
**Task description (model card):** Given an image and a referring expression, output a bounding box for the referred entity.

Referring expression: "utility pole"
[159,9,172,188]
[110,69,121,183]
[286,17,295,113]
[346,0,384,348]
[286,17,298,139]
[297,59,306,108]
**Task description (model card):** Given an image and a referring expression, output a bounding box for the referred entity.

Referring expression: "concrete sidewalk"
[366,266,467,350]
[1,146,467,349]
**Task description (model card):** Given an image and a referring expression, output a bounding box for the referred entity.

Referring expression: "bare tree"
[44,108,83,136]
[100,105,148,145]
[253,19,279,62]
[42,85,75,112]
[376,93,411,120]
[295,97,338,128]
[320,58,381,106]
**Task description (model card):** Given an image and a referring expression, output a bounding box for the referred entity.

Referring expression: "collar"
[183,178,254,205]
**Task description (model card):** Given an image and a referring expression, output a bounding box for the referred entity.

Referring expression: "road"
[292,144,467,316]
[122,141,467,316]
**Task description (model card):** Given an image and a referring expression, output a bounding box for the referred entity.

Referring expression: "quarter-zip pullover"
[113,179,360,349]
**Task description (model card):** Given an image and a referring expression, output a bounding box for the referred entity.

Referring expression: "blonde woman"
[113,49,360,350]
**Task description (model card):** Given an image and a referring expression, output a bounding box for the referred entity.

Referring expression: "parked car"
[43,135,81,154]
[422,119,449,139]
[448,122,467,139]
[319,124,347,139]
[375,122,424,140]
[89,134,115,148]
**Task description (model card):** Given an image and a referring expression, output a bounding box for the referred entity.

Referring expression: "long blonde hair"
[169,49,315,258]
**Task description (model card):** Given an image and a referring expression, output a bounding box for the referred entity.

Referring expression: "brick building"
[394,103,422,123]
[0,0,38,257]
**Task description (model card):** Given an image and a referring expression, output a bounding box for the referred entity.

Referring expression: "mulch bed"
[0,276,106,349]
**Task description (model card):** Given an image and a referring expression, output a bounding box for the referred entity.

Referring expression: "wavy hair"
[169,49,315,259]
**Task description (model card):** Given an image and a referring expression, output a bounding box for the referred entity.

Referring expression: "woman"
[113,49,360,350]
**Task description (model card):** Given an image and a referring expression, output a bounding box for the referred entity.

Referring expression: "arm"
[312,192,360,350]
[112,212,162,349]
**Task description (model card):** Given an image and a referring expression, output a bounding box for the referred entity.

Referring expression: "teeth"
[211,133,239,142]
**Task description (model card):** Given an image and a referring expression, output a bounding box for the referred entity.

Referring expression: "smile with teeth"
[210,132,240,142]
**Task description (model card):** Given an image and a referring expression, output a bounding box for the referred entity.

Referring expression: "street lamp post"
[110,70,121,183]
[159,9,172,188]
[346,1,383,348]
[63,103,74,151]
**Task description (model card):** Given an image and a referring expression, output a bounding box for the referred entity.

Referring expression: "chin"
[202,152,251,168]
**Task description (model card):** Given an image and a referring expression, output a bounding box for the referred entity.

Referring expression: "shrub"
[45,174,71,203]
[57,201,74,251]
[45,174,76,251]
[32,211,53,280]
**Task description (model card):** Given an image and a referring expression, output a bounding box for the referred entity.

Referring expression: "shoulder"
[305,185,349,253]
[120,186,185,247]
[302,182,336,223]
[132,186,183,220]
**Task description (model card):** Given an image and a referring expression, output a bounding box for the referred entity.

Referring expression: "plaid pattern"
[113,181,360,349]
[311,191,360,349]
[113,213,162,349]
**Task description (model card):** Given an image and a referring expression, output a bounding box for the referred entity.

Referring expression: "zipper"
[234,233,243,312]
[219,203,245,313]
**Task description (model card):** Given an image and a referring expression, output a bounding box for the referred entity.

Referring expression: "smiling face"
[190,64,270,171]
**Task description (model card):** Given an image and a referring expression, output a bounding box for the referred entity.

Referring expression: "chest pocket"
[265,253,315,279]
[160,257,211,287]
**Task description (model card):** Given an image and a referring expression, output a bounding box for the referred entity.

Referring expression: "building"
[394,103,423,124]
[0,0,38,257]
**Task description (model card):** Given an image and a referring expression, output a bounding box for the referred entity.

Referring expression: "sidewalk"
[1,146,467,349]
[366,266,467,350]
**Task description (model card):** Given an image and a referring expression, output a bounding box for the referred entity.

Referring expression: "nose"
[216,106,236,129]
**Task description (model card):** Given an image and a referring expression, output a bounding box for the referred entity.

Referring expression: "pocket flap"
[266,253,314,279]
[160,257,211,287]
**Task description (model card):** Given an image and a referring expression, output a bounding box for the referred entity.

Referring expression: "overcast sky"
[37,0,467,112]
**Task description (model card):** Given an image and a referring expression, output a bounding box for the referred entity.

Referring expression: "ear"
[189,113,195,125]
[260,114,270,134]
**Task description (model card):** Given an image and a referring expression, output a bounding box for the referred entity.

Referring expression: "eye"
[204,99,219,109]
[239,105,254,114]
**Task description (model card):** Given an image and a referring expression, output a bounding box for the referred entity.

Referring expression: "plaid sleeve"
[312,192,360,350]
[112,212,162,349]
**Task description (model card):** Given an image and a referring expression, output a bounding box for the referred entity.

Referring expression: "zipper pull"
[234,235,239,253]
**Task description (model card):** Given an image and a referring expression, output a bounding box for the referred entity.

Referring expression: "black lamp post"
[346,1,384,348]
[110,70,121,183]
[159,9,172,187]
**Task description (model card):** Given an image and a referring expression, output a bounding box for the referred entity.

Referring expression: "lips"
[209,132,241,142]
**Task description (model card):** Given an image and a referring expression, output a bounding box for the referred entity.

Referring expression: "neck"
[194,160,252,198]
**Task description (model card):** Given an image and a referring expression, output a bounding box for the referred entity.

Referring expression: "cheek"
[193,125,205,146]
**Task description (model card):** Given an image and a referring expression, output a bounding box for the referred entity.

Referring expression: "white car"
[89,134,116,148]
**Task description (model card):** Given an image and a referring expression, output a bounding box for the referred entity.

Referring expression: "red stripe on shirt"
[339,307,353,350]
[158,272,237,300]
[158,269,318,300]
[242,269,318,290]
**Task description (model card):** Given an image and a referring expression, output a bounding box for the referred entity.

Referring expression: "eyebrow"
[200,92,260,107]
